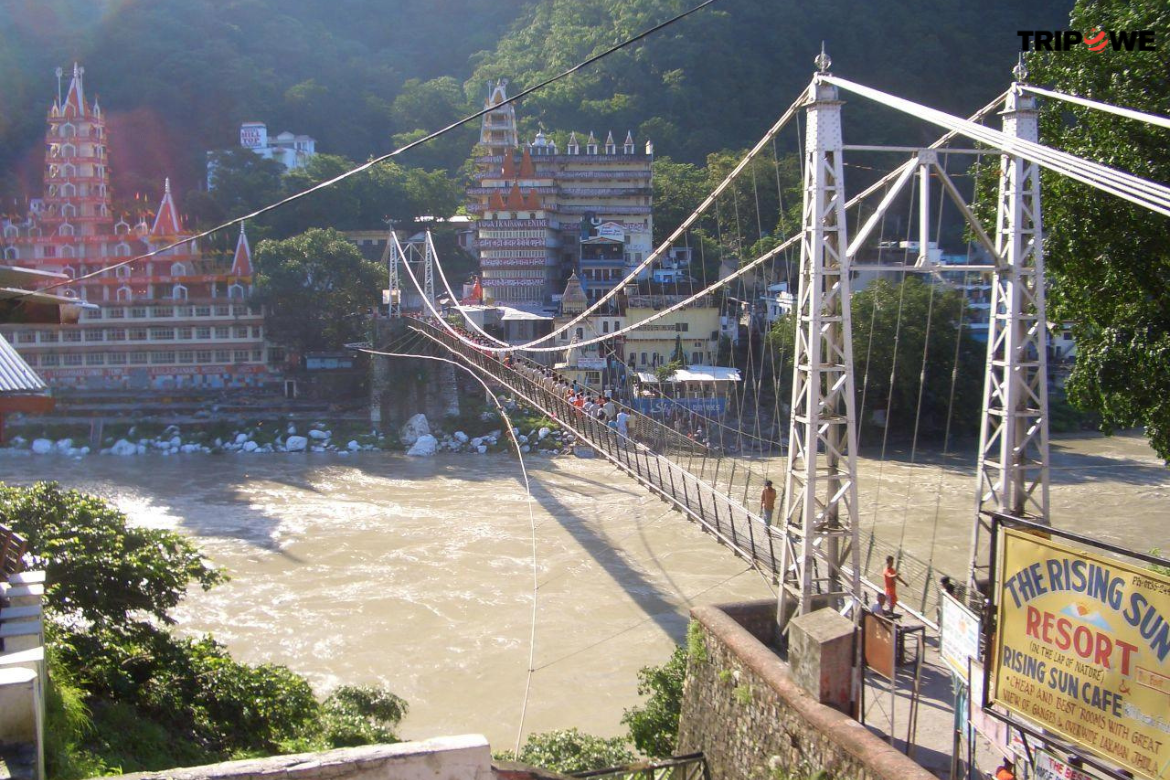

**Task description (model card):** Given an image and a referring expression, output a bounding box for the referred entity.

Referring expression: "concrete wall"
[111,736,493,780]
[677,601,937,780]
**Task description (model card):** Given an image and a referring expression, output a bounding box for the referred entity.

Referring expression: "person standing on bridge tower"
[883,555,908,615]
[760,480,777,526]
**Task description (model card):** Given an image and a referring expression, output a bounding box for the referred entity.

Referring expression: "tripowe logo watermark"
[1017,29,1157,52]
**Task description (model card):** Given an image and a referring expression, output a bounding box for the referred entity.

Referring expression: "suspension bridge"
[373,51,1170,639]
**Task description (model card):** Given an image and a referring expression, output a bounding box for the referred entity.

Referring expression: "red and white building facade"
[0,64,273,390]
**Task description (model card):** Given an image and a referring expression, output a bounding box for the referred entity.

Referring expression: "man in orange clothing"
[994,759,1015,780]
[760,480,778,526]
[883,555,908,615]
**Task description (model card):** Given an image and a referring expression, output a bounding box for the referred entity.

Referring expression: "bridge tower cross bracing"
[968,71,1051,598]
[384,228,402,319]
[423,230,437,311]
[777,57,862,631]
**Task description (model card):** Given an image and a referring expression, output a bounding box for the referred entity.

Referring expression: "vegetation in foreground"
[0,482,407,778]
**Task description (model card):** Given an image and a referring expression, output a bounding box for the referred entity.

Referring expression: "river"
[2,430,1165,748]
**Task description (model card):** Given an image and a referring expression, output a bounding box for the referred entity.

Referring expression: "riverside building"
[468,79,654,308]
[0,64,271,390]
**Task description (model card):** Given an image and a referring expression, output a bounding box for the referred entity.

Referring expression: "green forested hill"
[1,0,1072,201]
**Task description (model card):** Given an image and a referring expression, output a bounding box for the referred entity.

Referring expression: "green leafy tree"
[203,148,286,223]
[0,481,224,627]
[768,277,983,439]
[1027,0,1170,460]
[253,228,383,354]
[621,645,687,758]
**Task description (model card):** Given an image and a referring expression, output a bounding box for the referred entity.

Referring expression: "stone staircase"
[0,526,44,780]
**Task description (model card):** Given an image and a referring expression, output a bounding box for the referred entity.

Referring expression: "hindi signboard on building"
[991,528,1170,779]
[941,591,981,678]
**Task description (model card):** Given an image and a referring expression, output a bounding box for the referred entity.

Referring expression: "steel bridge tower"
[778,51,862,631]
[969,63,1051,597]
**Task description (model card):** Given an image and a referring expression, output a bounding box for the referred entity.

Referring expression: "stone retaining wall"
[677,601,938,780]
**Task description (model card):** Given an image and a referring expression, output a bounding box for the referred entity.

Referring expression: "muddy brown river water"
[3,431,1165,748]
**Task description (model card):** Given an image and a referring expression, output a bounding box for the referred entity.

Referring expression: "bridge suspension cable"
[428,91,1012,357]
[822,75,1170,217]
[1020,83,1170,130]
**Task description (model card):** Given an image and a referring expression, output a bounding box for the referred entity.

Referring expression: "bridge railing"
[412,319,781,579]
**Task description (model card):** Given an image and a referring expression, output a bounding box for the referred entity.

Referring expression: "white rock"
[31,439,54,454]
[287,425,297,435]
[454,431,469,443]
[339,450,350,456]
[518,434,528,444]
[135,444,147,455]
[109,439,137,456]
[214,437,223,447]
[10,436,25,447]
[407,434,438,456]
[521,445,530,453]
[309,429,329,440]
[285,435,309,452]
[476,445,488,454]
[311,445,325,453]
[170,436,182,447]
[77,446,90,455]
[348,440,360,451]
[538,427,550,440]
[400,413,431,446]
[55,438,73,452]
[471,437,482,448]
[233,433,247,444]
[242,441,259,452]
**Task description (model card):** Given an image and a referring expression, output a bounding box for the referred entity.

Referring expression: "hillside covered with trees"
[0,0,1071,202]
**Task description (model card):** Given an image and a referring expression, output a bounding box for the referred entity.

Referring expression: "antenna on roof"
[55,67,64,106]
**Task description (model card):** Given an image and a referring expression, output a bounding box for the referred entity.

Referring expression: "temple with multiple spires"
[0,64,272,390]
[467,78,654,308]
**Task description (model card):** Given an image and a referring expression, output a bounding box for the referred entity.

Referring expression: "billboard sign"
[1033,750,1096,780]
[596,221,626,243]
[941,592,981,677]
[992,528,1170,779]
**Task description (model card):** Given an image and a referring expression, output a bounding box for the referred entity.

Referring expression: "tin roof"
[0,334,48,396]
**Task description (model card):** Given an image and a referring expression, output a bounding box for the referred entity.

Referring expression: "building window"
[129,352,148,365]
[176,305,193,317]
[268,347,286,364]
[691,352,701,364]
[170,262,187,276]
[107,328,125,341]
[84,308,103,320]
[41,331,59,343]
[63,353,83,366]
[17,331,36,344]
[233,326,247,339]
[196,350,212,363]
[172,284,188,300]
[252,349,263,362]
[177,327,193,340]
[196,327,211,340]
[84,329,103,342]
[130,307,147,318]
[251,326,262,338]
[234,350,250,363]
[228,283,245,299]
[214,349,230,363]
[107,352,126,365]
[151,327,174,340]
[86,353,104,366]
[115,285,132,302]
[107,308,124,319]
[41,354,59,366]
[62,330,81,343]
[151,351,175,364]
[214,326,229,339]
[195,306,211,317]
[152,306,174,318]
[233,305,248,316]
[129,328,147,341]
[215,305,229,316]
[178,351,195,364]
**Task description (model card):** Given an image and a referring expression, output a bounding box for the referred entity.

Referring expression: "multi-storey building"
[468,79,654,307]
[0,64,272,391]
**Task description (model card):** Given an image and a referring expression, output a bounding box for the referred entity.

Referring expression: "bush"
[621,645,688,758]
[321,686,408,747]
[501,729,635,774]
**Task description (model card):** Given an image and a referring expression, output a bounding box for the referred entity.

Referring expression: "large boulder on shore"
[400,414,431,446]
[407,434,438,456]
[109,439,137,456]
[285,435,309,452]
[31,439,54,454]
